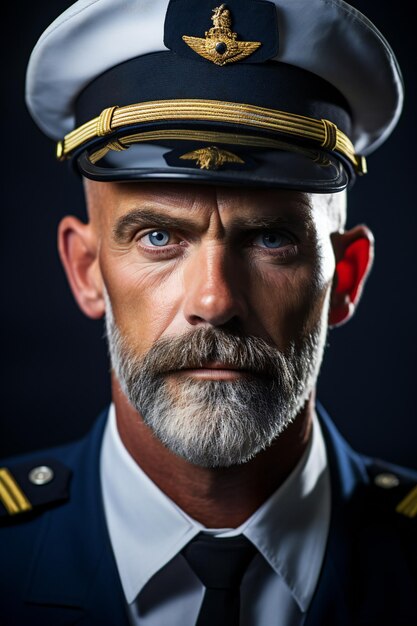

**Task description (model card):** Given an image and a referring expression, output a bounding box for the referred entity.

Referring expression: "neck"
[112,375,314,528]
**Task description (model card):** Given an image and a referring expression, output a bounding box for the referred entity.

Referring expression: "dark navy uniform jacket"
[1,404,416,626]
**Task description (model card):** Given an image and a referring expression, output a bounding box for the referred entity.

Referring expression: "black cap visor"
[76,132,351,192]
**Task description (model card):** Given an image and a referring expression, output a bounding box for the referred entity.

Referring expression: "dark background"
[1,2,416,468]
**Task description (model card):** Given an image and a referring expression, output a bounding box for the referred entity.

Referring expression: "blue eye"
[144,230,171,246]
[254,232,288,249]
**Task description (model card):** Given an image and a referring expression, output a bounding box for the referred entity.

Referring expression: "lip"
[167,362,252,381]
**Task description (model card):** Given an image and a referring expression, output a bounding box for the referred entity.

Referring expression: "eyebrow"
[112,206,313,243]
[112,208,199,243]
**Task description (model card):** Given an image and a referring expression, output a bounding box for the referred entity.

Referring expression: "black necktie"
[182,533,257,626]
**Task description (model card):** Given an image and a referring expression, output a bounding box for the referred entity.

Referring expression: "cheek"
[250,252,333,345]
[100,252,184,353]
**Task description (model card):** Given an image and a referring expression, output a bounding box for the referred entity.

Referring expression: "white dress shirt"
[100,405,331,626]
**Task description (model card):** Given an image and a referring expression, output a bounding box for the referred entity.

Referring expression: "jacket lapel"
[305,403,369,625]
[23,411,130,626]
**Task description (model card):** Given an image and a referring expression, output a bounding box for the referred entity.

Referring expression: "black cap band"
[75,51,352,136]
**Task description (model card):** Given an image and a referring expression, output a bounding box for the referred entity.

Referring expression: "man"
[1,0,416,625]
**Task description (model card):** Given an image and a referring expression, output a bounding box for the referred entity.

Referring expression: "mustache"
[137,327,295,381]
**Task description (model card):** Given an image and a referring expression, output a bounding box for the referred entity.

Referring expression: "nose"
[182,242,247,328]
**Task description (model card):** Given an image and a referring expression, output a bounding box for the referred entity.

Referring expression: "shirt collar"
[100,404,330,611]
[235,409,330,611]
[100,404,203,603]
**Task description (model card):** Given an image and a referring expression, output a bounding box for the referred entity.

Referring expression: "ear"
[329,225,374,327]
[57,216,105,319]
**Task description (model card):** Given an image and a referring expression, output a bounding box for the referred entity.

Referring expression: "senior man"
[1,0,416,625]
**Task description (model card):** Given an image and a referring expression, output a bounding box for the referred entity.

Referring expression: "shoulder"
[355,459,417,613]
[318,403,417,557]
[317,402,417,519]
[0,439,84,611]
[360,457,417,548]
[0,409,108,523]
[0,452,72,519]
[364,456,417,517]
[331,429,417,586]
[0,410,118,623]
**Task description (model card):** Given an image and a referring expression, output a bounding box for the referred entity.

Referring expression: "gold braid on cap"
[56,99,367,175]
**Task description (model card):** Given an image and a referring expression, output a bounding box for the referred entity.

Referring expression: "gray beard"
[104,294,327,468]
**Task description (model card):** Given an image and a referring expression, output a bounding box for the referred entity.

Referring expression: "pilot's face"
[84,182,337,466]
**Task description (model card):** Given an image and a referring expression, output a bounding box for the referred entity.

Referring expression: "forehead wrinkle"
[115,184,220,218]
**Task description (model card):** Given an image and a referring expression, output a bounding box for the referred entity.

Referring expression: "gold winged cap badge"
[182,4,261,66]
[180,146,245,170]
